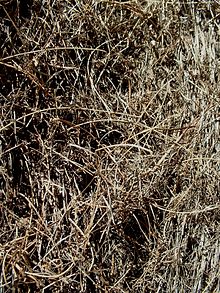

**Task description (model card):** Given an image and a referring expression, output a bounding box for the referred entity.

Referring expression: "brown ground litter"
[0,1,220,292]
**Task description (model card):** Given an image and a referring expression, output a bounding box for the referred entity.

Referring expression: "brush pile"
[0,1,219,292]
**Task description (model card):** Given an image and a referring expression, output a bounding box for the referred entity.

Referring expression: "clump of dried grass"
[0,0,220,292]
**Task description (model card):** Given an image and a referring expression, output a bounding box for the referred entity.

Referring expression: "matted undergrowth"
[0,1,219,292]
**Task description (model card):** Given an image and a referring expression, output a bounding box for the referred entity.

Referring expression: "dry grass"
[0,0,220,292]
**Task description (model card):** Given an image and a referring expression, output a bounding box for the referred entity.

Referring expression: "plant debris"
[0,1,220,292]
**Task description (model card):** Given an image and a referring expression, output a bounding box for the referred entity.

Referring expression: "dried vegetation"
[0,0,220,292]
